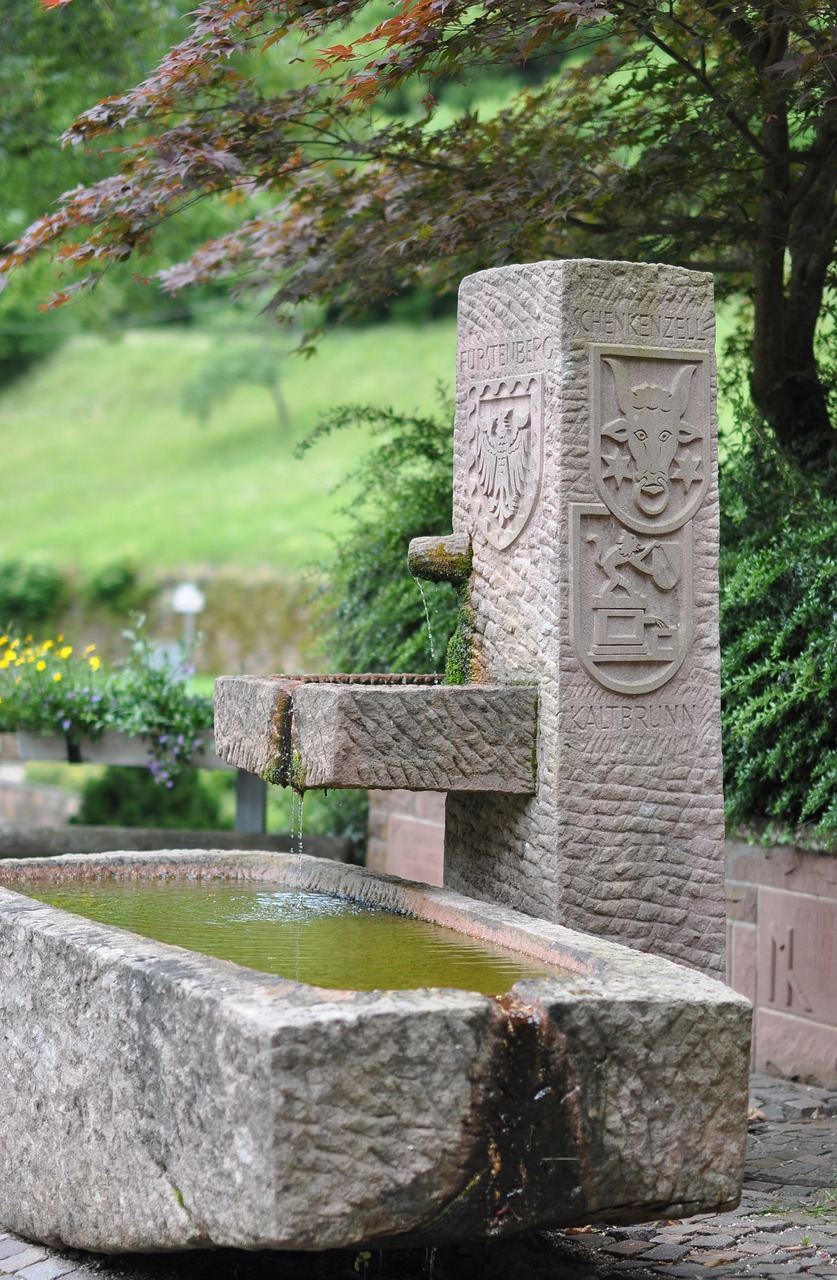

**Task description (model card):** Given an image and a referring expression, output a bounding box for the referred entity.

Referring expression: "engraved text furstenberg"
[458,335,555,374]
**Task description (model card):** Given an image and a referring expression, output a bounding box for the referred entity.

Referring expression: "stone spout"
[214,674,538,793]
[407,533,472,585]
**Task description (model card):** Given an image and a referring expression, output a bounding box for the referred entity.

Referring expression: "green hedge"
[720,430,837,838]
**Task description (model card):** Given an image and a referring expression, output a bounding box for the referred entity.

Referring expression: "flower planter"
[16,730,232,771]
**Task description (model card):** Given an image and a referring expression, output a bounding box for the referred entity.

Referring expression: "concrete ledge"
[0,825,350,862]
[214,676,538,793]
[0,851,750,1252]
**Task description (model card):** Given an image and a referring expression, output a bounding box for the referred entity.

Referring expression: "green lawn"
[1,317,457,575]
[1,301,740,579]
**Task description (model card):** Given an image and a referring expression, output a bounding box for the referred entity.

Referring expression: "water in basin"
[23,879,568,995]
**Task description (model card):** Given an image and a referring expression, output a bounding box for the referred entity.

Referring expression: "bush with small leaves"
[720,424,837,839]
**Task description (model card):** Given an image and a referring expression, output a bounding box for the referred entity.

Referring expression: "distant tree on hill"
[4,1,837,467]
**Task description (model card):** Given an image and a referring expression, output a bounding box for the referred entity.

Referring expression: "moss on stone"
[444,590,475,685]
[409,543,472,587]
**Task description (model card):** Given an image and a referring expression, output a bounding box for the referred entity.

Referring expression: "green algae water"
[25,880,564,995]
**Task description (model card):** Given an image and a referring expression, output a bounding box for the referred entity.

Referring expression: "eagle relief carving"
[465,375,543,550]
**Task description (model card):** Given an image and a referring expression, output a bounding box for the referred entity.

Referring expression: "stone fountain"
[0,260,750,1255]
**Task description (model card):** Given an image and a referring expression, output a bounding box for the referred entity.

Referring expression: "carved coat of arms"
[571,345,710,695]
[570,504,693,695]
[591,347,710,535]
[465,375,543,550]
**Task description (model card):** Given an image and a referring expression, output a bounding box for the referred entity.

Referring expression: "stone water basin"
[0,850,750,1253]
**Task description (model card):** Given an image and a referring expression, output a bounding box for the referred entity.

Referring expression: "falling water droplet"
[290,788,304,979]
[414,577,437,664]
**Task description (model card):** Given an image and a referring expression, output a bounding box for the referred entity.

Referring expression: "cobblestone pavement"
[1,1074,834,1280]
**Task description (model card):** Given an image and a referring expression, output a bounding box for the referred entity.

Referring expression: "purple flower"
[61,718,72,732]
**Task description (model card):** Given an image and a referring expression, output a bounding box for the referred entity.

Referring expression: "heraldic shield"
[464,375,543,550]
[570,503,694,695]
[590,345,711,536]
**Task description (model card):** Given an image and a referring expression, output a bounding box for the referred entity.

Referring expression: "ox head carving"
[602,358,701,518]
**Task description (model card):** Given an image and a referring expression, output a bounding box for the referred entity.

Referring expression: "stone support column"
[445,260,724,975]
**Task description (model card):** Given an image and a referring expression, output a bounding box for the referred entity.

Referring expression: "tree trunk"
[749,102,837,469]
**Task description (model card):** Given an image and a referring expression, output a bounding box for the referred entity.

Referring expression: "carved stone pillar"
[445,260,725,976]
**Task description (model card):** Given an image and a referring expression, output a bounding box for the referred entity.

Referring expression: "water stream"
[413,577,437,665]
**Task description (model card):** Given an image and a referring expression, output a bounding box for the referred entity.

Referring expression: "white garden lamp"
[172,580,205,650]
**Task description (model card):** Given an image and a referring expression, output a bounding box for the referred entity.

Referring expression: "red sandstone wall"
[726,839,837,1089]
[367,790,445,888]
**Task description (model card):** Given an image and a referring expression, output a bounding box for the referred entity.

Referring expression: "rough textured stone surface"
[0,851,749,1253]
[445,260,724,976]
[215,677,538,793]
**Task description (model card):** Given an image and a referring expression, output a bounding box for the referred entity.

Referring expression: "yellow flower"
[89,655,101,671]
[58,646,72,659]
[6,650,17,662]
[56,634,63,643]
[83,644,96,656]
[24,635,32,644]
[0,636,6,646]
[53,672,62,683]
[36,660,46,672]
[41,640,54,652]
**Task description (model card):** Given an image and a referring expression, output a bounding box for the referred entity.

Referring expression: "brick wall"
[726,839,837,1088]
[367,790,445,887]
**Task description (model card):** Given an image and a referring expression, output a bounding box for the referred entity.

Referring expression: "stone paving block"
[16,1262,76,1280]
[642,1243,693,1261]
[603,1239,653,1256]
[0,1251,47,1274]
[0,1247,27,1263]
[684,1249,739,1266]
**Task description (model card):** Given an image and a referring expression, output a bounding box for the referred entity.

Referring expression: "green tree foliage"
[0,0,236,382]
[4,1,837,463]
[300,398,458,674]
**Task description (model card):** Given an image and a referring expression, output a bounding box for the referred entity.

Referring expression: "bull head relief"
[591,347,710,536]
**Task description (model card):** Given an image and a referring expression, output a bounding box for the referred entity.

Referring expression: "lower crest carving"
[570,503,693,695]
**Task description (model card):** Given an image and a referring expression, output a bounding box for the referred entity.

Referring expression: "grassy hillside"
[0,317,457,575]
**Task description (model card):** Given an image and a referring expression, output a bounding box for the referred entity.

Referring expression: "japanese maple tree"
[6,0,837,464]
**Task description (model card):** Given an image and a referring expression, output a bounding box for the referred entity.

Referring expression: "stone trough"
[0,850,749,1253]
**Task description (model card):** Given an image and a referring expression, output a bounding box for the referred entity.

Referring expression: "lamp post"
[171,581,206,651]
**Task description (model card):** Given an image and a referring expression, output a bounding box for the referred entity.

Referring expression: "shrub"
[301,397,458,675]
[720,425,837,838]
[72,766,223,829]
[84,561,146,614]
[0,560,66,628]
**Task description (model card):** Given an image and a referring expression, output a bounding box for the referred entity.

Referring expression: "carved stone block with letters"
[445,260,724,976]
